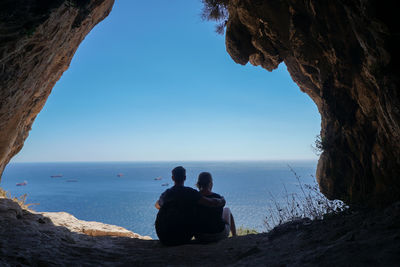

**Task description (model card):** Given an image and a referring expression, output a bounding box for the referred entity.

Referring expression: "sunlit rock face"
[225,0,400,206]
[0,0,114,177]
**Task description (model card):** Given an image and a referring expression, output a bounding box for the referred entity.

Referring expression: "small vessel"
[66,179,78,182]
[50,174,63,178]
[16,181,27,186]
[161,183,169,186]
[154,177,162,180]
[117,173,124,177]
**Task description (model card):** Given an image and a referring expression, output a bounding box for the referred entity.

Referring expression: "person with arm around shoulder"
[194,172,237,243]
[154,166,225,246]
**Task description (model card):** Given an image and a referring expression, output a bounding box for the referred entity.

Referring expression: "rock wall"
[225,0,400,206]
[0,0,114,177]
[1,0,399,207]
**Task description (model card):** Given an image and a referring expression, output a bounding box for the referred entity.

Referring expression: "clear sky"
[12,0,321,163]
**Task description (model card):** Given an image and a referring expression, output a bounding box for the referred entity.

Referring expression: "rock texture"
[1,0,399,207]
[225,0,400,206]
[1,197,399,266]
[0,0,114,178]
[42,211,152,239]
[0,197,151,239]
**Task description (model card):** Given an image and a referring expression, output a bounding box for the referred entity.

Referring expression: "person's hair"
[172,166,186,183]
[196,172,213,190]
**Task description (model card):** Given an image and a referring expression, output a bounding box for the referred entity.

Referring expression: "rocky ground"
[0,197,399,266]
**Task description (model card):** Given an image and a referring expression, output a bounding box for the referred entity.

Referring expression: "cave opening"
[1,0,400,264]
[0,0,322,238]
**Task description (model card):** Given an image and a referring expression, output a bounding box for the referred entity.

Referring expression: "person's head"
[196,172,213,191]
[172,166,186,185]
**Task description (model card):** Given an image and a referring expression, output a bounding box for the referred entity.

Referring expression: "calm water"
[1,161,317,238]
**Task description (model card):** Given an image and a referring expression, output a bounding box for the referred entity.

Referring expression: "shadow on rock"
[1,198,400,266]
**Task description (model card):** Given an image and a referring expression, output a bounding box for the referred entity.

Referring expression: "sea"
[0,161,317,239]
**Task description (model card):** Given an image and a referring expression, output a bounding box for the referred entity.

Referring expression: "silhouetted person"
[194,172,236,242]
[155,166,226,246]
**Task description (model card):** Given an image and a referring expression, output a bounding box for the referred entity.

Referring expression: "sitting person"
[154,166,226,246]
[194,172,237,242]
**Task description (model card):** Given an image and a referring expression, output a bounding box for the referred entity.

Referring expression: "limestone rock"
[42,211,152,239]
[0,0,115,178]
[0,197,23,219]
[0,197,151,240]
[225,0,400,206]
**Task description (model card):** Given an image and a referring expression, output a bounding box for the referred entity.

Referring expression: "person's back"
[154,166,226,246]
[194,172,237,243]
[195,192,226,234]
[155,185,201,245]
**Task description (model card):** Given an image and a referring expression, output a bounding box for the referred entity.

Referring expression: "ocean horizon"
[1,160,318,238]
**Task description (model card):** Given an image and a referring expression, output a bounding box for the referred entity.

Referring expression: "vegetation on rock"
[235,226,259,236]
[264,167,347,231]
[201,0,229,34]
[0,187,33,210]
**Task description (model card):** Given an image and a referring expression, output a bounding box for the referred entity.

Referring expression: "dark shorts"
[195,223,230,243]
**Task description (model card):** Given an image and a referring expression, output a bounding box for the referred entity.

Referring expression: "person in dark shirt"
[154,166,226,246]
[194,172,237,242]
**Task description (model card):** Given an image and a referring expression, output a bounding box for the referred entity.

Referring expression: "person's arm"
[155,191,167,210]
[197,196,226,207]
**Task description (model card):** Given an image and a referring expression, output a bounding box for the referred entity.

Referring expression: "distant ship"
[154,177,162,180]
[66,179,78,182]
[16,181,27,186]
[50,174,63,178]
[161,183,169,186]
[117,173,124,177]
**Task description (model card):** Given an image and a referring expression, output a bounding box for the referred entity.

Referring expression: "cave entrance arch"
[2,0,399,233]
[0,0,324,237]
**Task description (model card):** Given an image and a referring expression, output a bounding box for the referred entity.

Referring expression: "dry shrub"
[264,166,347,231]
[0,187,7,198]
[0,187,36,210]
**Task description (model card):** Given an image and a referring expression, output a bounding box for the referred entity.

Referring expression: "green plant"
[65,0,77,8]
[311,134,328,156]
[201,0,229,34]
[24,25,37,37]
[235,226,259,236]
[65,0,89,8]
[264,166,347,231]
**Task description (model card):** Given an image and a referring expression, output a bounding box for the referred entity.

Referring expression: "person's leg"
[222,207,237,236]
[230,213,237,236]
[222,207,231,225]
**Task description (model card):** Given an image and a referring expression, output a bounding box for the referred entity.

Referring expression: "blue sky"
[12,0,320,162]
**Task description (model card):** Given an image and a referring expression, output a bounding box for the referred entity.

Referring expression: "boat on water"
[50,174,63,178]
[117,173,124,177]
[161,183,169,186]
[66,179,78,182]
[16,181,27,186]
[154,177,162,180]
